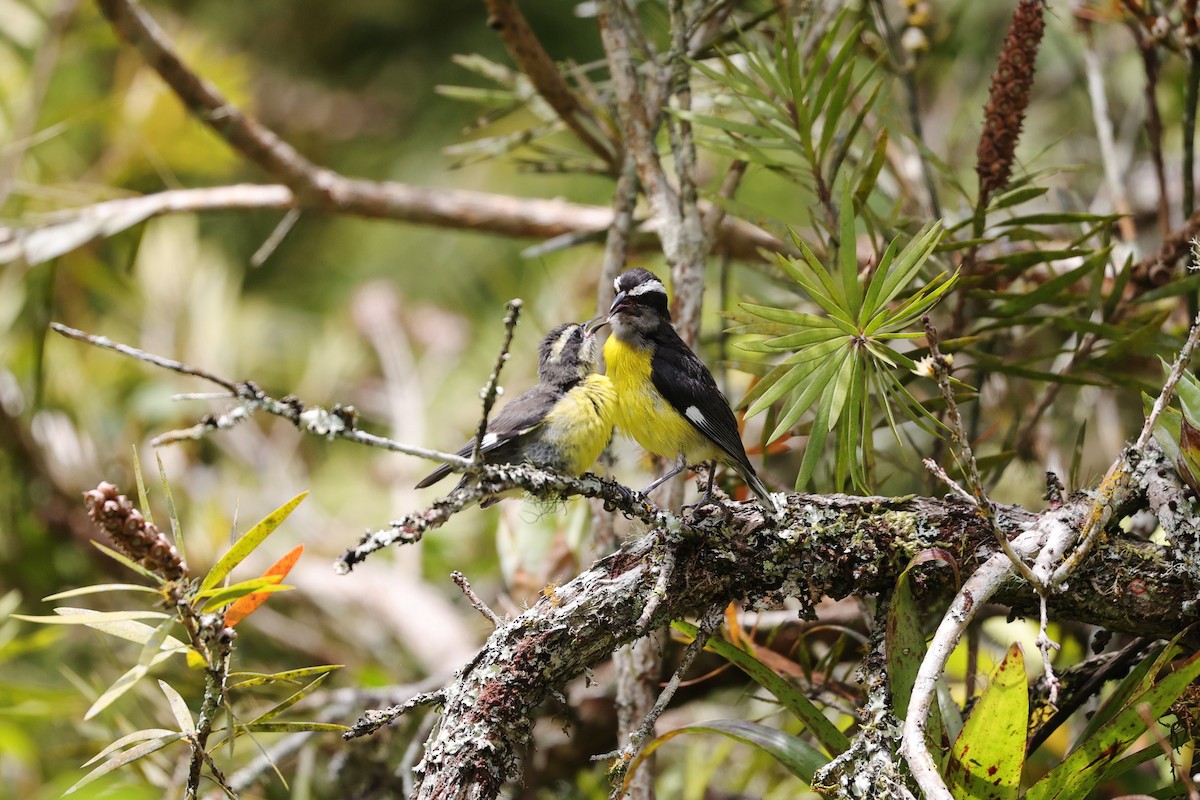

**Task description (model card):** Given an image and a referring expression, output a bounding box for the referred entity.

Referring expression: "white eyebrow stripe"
[628,279,666,297]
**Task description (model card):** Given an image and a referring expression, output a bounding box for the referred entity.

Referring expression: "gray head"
[537,322,594,387]
[605,268,670,340]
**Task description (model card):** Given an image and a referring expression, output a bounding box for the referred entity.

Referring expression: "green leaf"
[837,181,861,310]
[1027,651,1200,800]
[132,446,152,528]
[43,584,159,601]
[867,222,945,315]
[990,252,1105,317]
[855,129,889,207]
[240,721,349,733]
[228,665,343,689]
[887,562,946,763]
[199,492,307,593]
[988,185,1049,210]
[738,305,838,330]
[995,212,1120,227]
[1175,371,1200,427]
[825,349,857,430]
[24,607,188,651]
[673,621,849,755]
[90,541,165,584]
[65,732,185,795]
[84,618,180,720]
[158,680,195,733]
[629,719,827,787]
[198,578,291,613]
[156,452,186,566]
[244,673,331,726]
[14,609,170,625]
[769,352,846,439]
[746,339,848,418]
[81,728,180,767]
[796,398,832,489]
[946,643,1026,800]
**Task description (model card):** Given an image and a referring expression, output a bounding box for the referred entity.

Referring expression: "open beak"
[585,314,609,334]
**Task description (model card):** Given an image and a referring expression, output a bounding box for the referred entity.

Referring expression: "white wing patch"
[684,406,708,427]
[481,432,500,449]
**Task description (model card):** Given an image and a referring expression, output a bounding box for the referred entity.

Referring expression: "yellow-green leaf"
[199,492,307,593]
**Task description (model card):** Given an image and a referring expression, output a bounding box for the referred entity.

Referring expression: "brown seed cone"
[976,0,1046,205]
[84,482,189,581]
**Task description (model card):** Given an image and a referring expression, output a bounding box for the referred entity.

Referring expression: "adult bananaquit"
[416,322,616,506]
[594,268,774,506]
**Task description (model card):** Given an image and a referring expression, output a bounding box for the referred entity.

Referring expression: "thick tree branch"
[0,182,784,267]
[401,489,1199,799]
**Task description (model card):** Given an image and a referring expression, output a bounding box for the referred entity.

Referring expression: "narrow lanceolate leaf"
[13,609,170,625]
[838,181,861,310]
[157,451,186,565]
[199,492,307,593]
[65,733,185,795]
[674,621,849,755]
[198,577,290,613]
[1026,651,1200,800]
[225,545,304,627]
[82,728,180,767]
[84,648,177,720]
[228,664,343,689]
[886,562,946,763]
[626,719,827,790]
[159,680,195,733]
[90,541,164,584]
[43,584,160,601]
[23,608,188,651]
[946,643,1027,800]
[244,673,331,725]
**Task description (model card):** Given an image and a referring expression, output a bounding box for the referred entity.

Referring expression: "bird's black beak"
[606,290,630,317]
[585,314,609,334]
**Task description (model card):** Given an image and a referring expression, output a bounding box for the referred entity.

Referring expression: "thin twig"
[922,316,1043,589]
[50,322,473,467]
[249,208,300,268]
[472,300,523,464]
[343,690,447,740]
[482,0,617,169]
[51,323,238,392]
[452,570,503,628]
[601,603,724,794]
[1049,310,1200,587]
[336,467,668,572]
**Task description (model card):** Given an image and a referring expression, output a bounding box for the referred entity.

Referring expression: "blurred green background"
[0,0,1190,796]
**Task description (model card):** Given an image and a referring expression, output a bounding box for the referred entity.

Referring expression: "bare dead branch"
[482,0,617,169]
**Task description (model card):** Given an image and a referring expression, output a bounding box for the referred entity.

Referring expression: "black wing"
[649,326,752,467]
[414,383,563,488]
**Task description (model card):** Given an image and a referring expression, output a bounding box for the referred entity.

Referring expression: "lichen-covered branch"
[393,484,1200,799]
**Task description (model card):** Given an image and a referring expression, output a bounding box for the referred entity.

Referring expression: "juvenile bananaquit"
[415,322,616,506]
[592,268,774,506]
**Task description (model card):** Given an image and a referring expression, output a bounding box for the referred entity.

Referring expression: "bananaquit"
[416,322,616,506]
[593,268,773,506]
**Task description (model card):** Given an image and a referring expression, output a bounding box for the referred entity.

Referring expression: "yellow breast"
[602,335,713,461]
[541,374,617,475]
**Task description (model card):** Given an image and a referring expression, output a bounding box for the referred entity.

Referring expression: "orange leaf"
[224,544,303,627]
